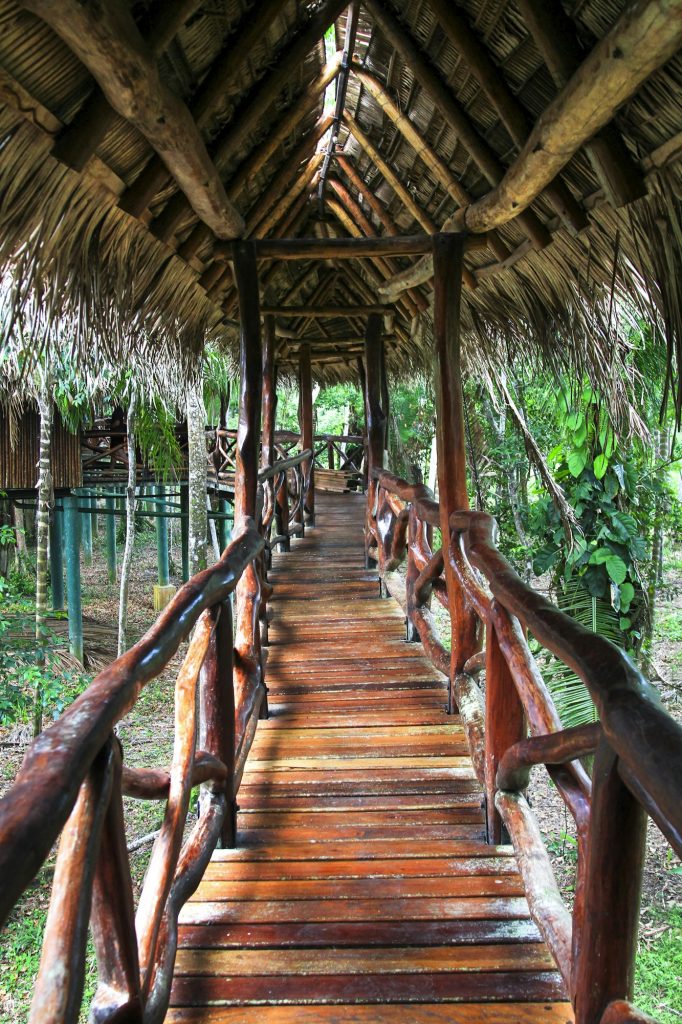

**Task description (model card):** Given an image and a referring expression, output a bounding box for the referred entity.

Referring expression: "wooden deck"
[168,492,573,1023]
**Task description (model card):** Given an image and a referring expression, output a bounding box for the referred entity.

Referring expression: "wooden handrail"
[0,524,263,926]
[366,464,682,1024]
[452,508,682,857]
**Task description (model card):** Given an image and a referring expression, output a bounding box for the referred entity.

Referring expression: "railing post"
[233,239,267,732]
[574,734,647,1023]
[431,233,478,705]
[298,341,315,525]
[262,315,277,566]
[484,607,525,843]
[200,600,237,847]
[363,312,386,567]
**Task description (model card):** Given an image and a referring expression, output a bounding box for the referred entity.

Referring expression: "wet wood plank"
[170,492,572,1019]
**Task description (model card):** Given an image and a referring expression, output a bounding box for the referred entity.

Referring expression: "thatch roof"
[0,0,680,396]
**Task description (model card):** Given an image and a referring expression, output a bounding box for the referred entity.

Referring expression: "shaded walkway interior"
[169,491,572,1022]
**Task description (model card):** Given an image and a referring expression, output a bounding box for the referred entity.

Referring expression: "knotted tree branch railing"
[0,441,314,1024]
[368,466,682,1024]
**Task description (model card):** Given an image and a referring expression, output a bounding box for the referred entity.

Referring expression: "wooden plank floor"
[169,492,574,1023]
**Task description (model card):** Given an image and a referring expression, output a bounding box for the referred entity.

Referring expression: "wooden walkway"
[169,492,573,1023]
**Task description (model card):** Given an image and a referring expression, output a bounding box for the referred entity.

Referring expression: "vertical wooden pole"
[200,600,237,847]
[63,493,83,664]
[49,505,65,611]
[262,315,277,566]
[363,312,387,567]
[81,491,93,566]
[357,356,369,494]
[217,495,230,552]
[380,337,390,455]
[105,495,117,583]
[484,609,525,842]
[432,233,477,698]
[574,736,647,1022]
[233,239,267,735]
[298,342,315,525]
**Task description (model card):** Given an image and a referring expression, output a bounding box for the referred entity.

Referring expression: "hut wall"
[0,406,82,491]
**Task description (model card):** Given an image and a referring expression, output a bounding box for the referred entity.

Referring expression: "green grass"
[635,907,682,1022]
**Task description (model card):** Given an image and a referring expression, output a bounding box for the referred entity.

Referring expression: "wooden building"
[0,2,680,1023]
[0,406,82,491]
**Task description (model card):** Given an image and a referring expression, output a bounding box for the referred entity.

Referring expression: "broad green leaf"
[573,421,588,446]
[589,547,612,565]
[619,582,635,611]
[593,453,609,479]
[605,555,627,585]
[619,617,632,630]
[567,449,587,477]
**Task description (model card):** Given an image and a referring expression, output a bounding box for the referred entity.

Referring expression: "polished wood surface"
[170,492,572,1020]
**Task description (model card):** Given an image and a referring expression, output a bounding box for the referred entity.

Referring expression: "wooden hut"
[0,2,680,1023]
[0,406,82,492]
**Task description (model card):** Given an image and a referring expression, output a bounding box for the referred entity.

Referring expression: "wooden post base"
[153,583,176,611]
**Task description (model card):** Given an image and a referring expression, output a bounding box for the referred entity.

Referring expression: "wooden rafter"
[426,0,588,234]
[123,0,348,227]
[21,0,245,239]
[362,0,551,251]
[53,0,204,171]
[517,0,646,208]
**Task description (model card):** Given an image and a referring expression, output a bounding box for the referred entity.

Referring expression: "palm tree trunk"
[34,375,54,736]
[186,374,208,575]
[118,389,138,656]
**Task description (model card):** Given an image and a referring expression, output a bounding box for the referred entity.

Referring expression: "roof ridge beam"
[362,0,550,250]
[22,0,244,239]
[517,0,646,208]
[426,0,587,234]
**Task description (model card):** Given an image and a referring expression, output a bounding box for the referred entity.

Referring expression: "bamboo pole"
[22,0,245,240]
[105,495,117,583]
[49,506,65,612]
[117,393,137,656]
[344,110,437,234]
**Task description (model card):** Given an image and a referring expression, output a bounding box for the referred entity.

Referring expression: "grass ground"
[1,521,681,1021]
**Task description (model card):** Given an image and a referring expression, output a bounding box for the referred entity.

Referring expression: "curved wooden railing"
[212,429,365,478]
[0,445,316,1024]
[258,448,313,555]
[367,466,682,1024]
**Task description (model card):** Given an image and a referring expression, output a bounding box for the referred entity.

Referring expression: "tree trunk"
[12,504,28,564]
[640,425,667,678]
[186,373,208,575]
[118,390,138,657]
[34,376,54,736]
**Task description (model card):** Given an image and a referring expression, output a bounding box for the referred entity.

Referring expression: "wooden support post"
[63,494,83,664]
[154,484,174,611]
[363,313,387,568]
[432,234,478,708]
[180,484,189,583]
[262,315,277,564]
[233,240,267,733]
[105,495,117,584]
[574,735,647,1022]
[484,610,525,843]
[298,343,315,526]
[81,491,93,566]
[200,600,237,847]
[357,356,369,495]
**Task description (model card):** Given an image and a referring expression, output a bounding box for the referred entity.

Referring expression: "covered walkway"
[169,492,570,1021]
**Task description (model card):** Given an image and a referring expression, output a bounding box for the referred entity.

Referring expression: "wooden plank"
[175,943,555,974]
[189,875,524,902]
[202,857,518,881]
[168,1003,574,1022]
[170,970,565,1004]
